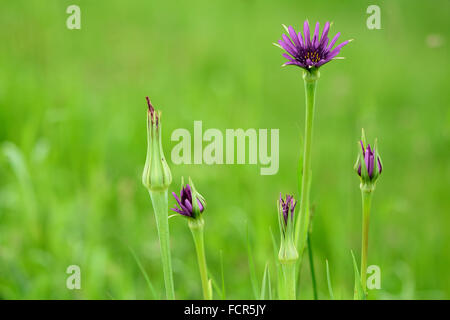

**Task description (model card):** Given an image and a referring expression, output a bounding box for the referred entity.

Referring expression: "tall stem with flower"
[171,178,212,300]
[275,21,352,285]
[354,129,383,297]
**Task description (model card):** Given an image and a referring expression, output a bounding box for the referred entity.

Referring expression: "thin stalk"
[149,190,175,300]
[281,262,297,300]
[189,218,212,300]
[295,69,319,258]
[307,233,318,300]
[360,189,373,293]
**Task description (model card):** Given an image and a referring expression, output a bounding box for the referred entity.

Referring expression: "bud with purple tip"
[277,193,298,299]
[277,194,298,263]
[353,129,383,297]
[171,177,206,220]
[172,177,211,299]
[354,129,383,191]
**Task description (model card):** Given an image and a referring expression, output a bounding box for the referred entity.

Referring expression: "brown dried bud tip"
[146,96,157,125]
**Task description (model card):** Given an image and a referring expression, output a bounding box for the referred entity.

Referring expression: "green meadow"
[0,0,449,299]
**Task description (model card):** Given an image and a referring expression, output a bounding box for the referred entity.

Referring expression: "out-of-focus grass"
[0,0,449,299]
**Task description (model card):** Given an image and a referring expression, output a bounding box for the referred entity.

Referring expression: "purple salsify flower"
[279,193,297,226]
[358,141,382,178]
[172,184,205,217]
[277,20,351,70]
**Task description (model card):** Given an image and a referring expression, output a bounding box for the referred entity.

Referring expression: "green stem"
[149,190,175,300]
[295,69,319,257]
[189,217,212,300]
[307,233,318,300]
[360,189,373,294]
[281,262,297,300]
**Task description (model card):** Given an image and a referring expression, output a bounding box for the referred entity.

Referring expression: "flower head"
[142,97,172,191]
[276,21,351,70]
[358,141,382,178]
[354,129,383,188]
[171,178,206,219]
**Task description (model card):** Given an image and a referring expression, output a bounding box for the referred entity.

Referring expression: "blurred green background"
[0,0,449,299]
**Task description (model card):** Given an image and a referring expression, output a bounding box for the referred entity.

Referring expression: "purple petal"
[288,26,301,48]
[283,60,306,67]
[322,37,329,50]
[197,199,204,212]
[171,207,183,214]
[327,32,341,50]
[282,34,296,49]
[281,54,306,67]
[328,40,350,58]
[326,48,341,60]
[312,22,320,47]
[184,198,193,213]
[282,53,295,62]
[368,153,374,177]
[278,40,298,58]
[172,192,183,208]
[364,146,371,177]
[377,157,382,174]
[303,20,311,47]
[315,58,330,67]
[185,185,192,202]
[178,200,191,216]
[297,31,304,47]
[319,22,330,46]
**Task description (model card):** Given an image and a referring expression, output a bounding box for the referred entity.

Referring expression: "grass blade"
[351,250,366,300]
[270,227,283,299]
[220,250,226,300]
[325,259,335,300]
[259,262,270,300]
[129,247,158,299]
[246,223,259,299]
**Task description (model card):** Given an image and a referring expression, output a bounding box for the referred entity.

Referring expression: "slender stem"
[360,189,373,294]
[281,262,297,300]
[149,190,175,300]
[189,218,212,300]
[295,70,319,258]
[307,233,318,300]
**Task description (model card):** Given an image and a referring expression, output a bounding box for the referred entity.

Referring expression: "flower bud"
[354,129,383,191]
[277,194,299,263]
[171,177,206,220]
[142,97,172,192]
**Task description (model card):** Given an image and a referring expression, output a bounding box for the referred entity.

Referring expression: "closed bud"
[142,97,172,192]
[277,194,299,264]
[354,128,383,192]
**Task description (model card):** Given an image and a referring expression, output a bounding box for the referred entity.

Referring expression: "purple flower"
[171,184,205,218]
[358,141,382,179]
[277,21,351,70]
[279,193,297,227]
